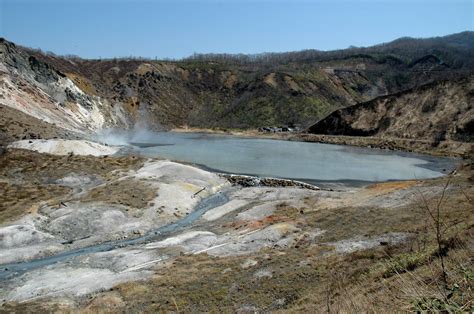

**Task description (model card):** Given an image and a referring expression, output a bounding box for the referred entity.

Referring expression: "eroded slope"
[2,32,472,131]
[308,75,474,142]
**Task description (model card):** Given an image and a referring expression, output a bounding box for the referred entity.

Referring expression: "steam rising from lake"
[95,125,159,146]
[95,105,163,146]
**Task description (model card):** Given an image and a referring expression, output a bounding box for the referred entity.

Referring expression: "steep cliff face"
[0,39,131,135]
[1,32,473,137]
[308,75,474,142]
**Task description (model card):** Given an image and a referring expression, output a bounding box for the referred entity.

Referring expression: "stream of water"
[0,190,229,281]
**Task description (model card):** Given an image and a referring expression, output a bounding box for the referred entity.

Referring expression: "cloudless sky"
[0,0,472,59]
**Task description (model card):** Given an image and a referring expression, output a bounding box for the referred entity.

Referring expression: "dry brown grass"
[0,182,71,224]
[2,157,472,313]
[81,178,157,211]
[366,180,418,193]
[0,149,144,183]
[0,104,70,144]
[62,173,468,313]
[65,73,98,95]
[0,149,145,223]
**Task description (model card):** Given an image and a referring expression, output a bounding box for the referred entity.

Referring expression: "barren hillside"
[1,32,473,135]
[308,75,474,142]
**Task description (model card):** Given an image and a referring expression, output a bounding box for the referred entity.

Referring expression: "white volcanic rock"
[9,139,120,156]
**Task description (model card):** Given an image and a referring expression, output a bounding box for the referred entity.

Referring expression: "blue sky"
[1,0,472,59]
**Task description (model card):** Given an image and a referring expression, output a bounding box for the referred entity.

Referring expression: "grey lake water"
[125,132,457,184]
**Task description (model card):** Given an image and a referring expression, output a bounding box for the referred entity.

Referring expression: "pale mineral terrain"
[0,33,472,312]
[0,143,471,312]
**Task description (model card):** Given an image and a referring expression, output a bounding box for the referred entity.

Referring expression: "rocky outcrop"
[220,174,320,190]
[308,75,474,143]
[0,39,130,135]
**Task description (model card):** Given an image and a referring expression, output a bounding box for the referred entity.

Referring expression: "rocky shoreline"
[219,174,320,190]
[177,127,472,158]
[292,133,472,158]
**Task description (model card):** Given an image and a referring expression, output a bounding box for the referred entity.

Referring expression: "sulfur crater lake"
[120,132,457,186]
